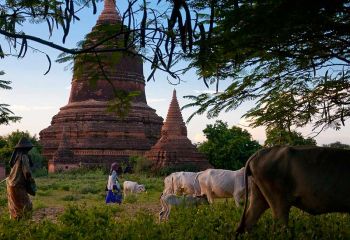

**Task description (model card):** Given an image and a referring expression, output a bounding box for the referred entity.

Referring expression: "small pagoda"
[145,90,211,170]
[40,0,163,172]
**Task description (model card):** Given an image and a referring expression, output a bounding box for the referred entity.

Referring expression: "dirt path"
[32,202,161,222]
[32,207,65,223]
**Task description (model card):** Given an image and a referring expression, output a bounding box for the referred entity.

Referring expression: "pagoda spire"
[162,89,187,137]
[97,0,121,25]
[144,89,211,170]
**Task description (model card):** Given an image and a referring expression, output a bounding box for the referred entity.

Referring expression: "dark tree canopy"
[184,0,350,133]
[264,127,317,147]
[0,71,21,125]
[0,130,44,173]
[197,120,261,170]
[1,0,349,132]
[323,141,350,149]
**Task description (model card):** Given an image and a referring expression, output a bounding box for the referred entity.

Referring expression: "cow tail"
[171,175,174,194]
[236,150,258,234]
[193,172,201,196]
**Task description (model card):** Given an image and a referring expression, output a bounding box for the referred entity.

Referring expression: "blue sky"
[0,1,349,145]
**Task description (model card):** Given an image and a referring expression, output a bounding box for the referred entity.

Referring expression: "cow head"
[195,195,209,205]
[137,184,146,193]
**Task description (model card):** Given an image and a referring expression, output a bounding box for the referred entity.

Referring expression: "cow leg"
[206,192,214,204]
[159,198,165,222]
[159,210,164,222]
[165,205,171,220]
[269,199,291,226]
[233,194,240,207]
[236,182,269,233]
[255,184,291,225]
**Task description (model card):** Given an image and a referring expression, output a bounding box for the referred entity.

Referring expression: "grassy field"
[0,169,349,239]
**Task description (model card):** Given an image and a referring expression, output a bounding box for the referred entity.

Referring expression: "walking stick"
[0,178,7,184]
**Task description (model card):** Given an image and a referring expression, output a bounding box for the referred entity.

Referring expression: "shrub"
[61,195,81,201]
[79,185,100,194]
[36,190,53,196]
[61,185,70,191]
[130,156,153,174]
[33,167,48,177]
[0,196,7,207]
[123,194,137,204]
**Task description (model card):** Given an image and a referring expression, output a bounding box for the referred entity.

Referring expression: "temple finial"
[172,89,177,99]
[97,0,121,25]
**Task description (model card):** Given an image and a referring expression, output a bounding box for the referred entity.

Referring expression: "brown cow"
[236,146,350,234]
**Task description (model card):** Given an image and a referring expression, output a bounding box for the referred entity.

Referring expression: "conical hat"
[15,137,33,149]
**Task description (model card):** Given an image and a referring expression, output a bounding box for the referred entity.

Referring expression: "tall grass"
[0,203,349,239]
[0,170,349,239]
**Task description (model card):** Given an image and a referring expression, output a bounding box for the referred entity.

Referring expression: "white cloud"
[11,105,55,112]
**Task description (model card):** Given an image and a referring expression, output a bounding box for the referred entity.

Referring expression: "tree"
[197,120,261,170]
[1,0,349,131]
[184,0,350,133]
[0,0,199,115]
[0,130,45,173]
[0,0,195,79]
[264,127,317,147]
[0,71,21,125]
[323,141,350,149]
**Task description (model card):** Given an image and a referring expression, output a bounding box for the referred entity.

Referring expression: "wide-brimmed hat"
[15,137,34,149]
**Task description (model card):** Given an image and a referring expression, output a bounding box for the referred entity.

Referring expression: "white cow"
[194,168,246,206]
[159,194,208,221]
[163,171,200,196]
[123,181,146,197]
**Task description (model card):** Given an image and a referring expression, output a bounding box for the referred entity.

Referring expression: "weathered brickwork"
[145,90,211,170]
[40,0,163,172]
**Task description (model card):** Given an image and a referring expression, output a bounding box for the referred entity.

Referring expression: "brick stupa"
[40,0,163,172]
[145,90,210,170]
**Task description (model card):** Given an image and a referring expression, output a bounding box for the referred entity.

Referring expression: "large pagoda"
[40,0,163,172]
[145,90,211,170]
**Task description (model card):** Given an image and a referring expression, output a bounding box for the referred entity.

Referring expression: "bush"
[130,156,153,174]
[79,185,100,194]
[123,194,137,204]
[61,195,81,201]
[33,167,48,177]
[61,185,70,191]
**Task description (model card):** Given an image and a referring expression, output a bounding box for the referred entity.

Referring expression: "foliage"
[0,0,194,80]
[0,130,45,173]
[0,201,349,239]
[264,127,317,147]
[184,0,350,132]
[197,120,261,170]
[1,0,349,131]
[0,170,349,239]
[323,141,350,149]
[0,71,21,125]
[129,156,153,174]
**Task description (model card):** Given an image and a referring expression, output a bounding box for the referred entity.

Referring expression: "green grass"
[0,169,349,239]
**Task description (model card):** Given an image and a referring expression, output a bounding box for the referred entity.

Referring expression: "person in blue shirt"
[105,162,122,204]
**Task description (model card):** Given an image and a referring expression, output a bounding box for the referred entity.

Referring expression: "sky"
[0,1,349,145]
